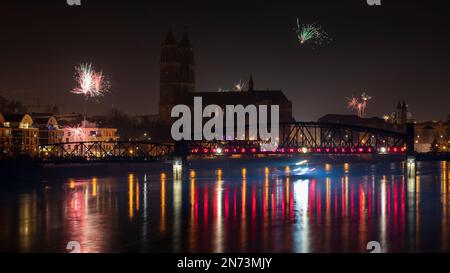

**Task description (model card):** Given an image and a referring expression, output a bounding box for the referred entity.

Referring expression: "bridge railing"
[38,141,175,161]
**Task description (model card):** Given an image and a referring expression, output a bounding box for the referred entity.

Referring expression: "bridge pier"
[406,123,415,158]
[406,123,416,178]
[173,140,188,166]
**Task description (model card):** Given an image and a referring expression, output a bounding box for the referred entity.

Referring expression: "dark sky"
[0,0,449,121]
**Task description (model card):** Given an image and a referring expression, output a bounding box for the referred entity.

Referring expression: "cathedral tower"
[159,28,195,125]
[178,28,195,94]
[159,28,180,124]
[394,100,408,125]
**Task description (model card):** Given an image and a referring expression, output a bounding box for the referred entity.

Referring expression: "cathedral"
[159,28,196,125]
[158,28,294,138]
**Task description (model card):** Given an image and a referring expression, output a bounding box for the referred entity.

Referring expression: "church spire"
[179,26,193,48]
[160,28,179,64]
[163,27,177,45]
[178,26,195,93]
[248,74,254,91]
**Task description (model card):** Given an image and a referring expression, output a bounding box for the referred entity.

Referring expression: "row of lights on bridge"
[190,146,406,155]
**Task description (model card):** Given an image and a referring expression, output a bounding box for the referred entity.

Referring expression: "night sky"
[0,0,449,121]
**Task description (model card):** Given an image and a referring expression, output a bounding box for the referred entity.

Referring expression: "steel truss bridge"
[189,122,407,156]
[38,122,408,161]
[39,141,175,162]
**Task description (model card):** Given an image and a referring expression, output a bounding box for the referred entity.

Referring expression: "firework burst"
[346,92,372,118]
[71,63,110,98]
[92,70,110,95]
[68,126,86,142]
[71,63,110,127]
[295,18,330,47]
[233,80,247,92]
[217,79,250,92]
[71,63,94,96]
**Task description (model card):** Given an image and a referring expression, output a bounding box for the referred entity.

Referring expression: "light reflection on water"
[0,161,449,253]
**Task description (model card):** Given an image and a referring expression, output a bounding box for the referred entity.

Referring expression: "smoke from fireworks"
[294,18,330,47]
[346,92,372,118]
[71,63,110,98]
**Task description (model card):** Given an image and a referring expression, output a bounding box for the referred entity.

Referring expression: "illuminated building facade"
[62,121,119,153]
[2,114,39,156]
[0,113,13,156]
[414,121,450,152]
[31,114,64,146]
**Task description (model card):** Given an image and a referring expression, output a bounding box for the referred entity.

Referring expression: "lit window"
[20,123,30,129]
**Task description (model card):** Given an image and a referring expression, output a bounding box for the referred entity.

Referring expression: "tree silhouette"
[0,95,28,114]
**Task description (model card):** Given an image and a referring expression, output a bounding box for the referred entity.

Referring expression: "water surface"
[0,160,449,253]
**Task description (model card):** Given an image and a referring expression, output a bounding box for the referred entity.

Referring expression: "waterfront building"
[414,120,450,152]
[319,101,413,133]
[61,120,119,154]
[31,113,64,145]
[2,114,39,156]
[318,114,395,131]
[0,113,13,157]
[54,113,83,125]
[318,101,449,153]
